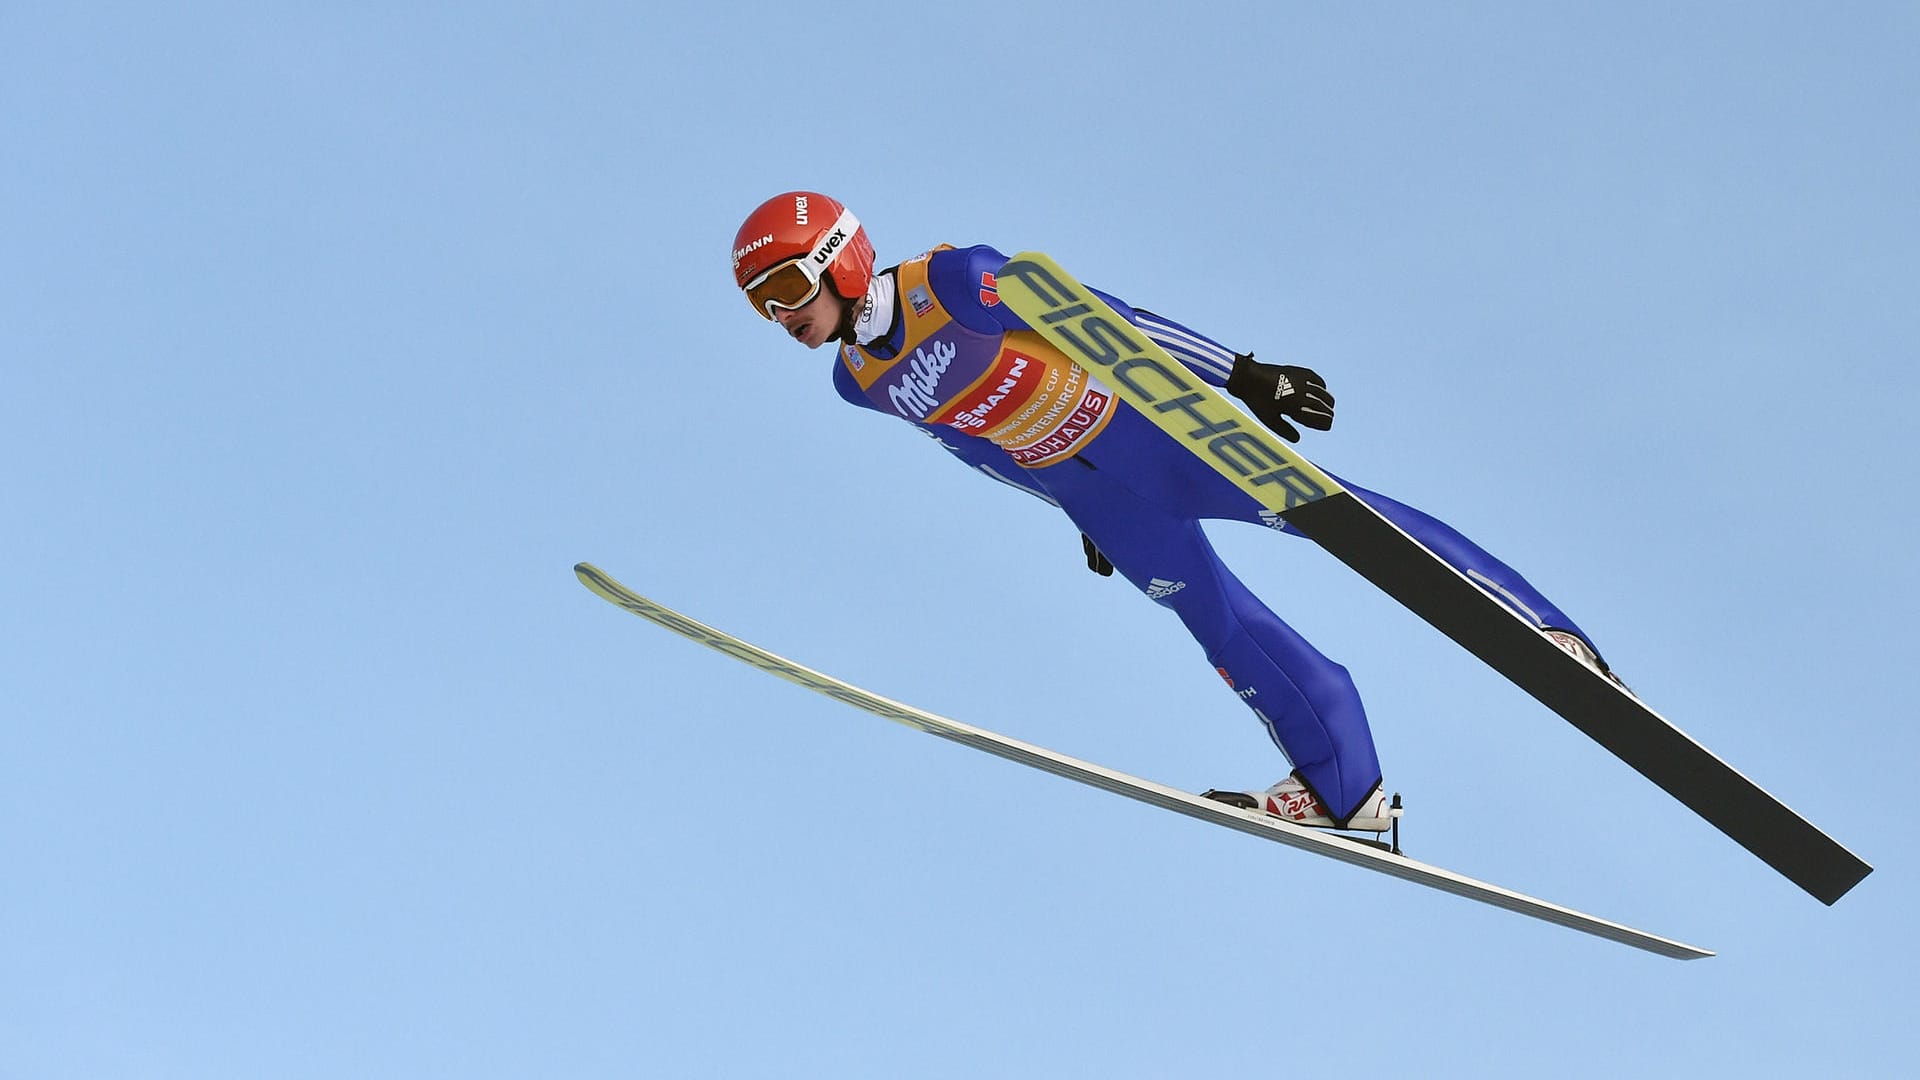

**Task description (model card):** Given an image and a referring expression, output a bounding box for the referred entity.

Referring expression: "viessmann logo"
[732,233,774,268]
[947,355,1030,430]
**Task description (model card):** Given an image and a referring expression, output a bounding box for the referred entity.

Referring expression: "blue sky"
[5,2,1916,1076]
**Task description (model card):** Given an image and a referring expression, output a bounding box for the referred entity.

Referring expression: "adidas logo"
[1146,578,1187,600]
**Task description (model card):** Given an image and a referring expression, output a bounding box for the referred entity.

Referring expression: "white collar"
[852,271,896,345]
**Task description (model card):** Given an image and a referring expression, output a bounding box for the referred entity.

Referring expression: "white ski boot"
[1204,772,1395,832]
[1543,628,1634,694]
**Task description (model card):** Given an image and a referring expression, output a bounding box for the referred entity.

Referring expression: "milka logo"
[732,233,774,268]
[887,339,958,418]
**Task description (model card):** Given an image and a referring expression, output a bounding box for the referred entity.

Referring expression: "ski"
[993,250,1871,905]
[574,561,1711,960]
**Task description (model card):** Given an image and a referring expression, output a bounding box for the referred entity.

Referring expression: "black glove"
[1225,353,1335,443]
[1082,533,1114,577]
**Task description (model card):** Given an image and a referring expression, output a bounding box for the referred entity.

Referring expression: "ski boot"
[1203,772,1395,833]
[1543,627,1634,695]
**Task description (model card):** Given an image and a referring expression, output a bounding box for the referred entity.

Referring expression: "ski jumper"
[833,244,1591,823]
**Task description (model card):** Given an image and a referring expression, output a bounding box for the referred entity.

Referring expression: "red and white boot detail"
[1543,628,1634,695]
[1264,774,1394,832]
[1205,773,1394,832]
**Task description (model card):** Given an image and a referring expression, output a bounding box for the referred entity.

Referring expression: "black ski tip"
[1813,860,1874,906]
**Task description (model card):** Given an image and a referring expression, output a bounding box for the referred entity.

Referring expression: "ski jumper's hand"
[1225,353,1335,443]
[1082,533,1115,577]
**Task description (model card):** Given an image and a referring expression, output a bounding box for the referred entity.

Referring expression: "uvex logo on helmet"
[810,227,848,267]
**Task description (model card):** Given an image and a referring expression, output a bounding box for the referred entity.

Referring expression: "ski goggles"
[740,207,861,320]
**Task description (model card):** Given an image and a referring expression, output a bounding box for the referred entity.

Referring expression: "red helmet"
[731,191,876,319]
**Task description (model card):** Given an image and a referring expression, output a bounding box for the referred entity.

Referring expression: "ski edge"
[573,561,1713,961]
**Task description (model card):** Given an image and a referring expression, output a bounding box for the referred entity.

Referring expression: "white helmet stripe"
[804,206,861,278]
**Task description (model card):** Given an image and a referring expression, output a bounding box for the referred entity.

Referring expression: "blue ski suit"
[833,244,1589,823]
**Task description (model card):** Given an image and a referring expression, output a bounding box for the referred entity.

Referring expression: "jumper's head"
[732,191,876,325]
